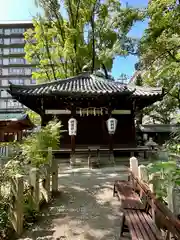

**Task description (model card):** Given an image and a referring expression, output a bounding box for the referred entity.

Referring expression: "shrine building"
[7,71,163,151]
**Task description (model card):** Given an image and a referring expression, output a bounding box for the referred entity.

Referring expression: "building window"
[4,38,10,44]
[31,79,36,84]
[8,68,25,75]
[10,38,24,44]
[0,38,3,44]
[4,29,10,35]
[10,48,24,53]
[9,79,24,85]
[0,90,10,98]
[9,58,25,64]
[11,28,25,34]
[7,99,22,109]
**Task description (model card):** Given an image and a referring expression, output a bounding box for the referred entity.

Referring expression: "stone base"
[109,153,115,164]
[70,154,76,166]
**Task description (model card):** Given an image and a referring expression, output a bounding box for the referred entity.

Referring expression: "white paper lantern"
[106,118,117,134]
[68,118,77,136]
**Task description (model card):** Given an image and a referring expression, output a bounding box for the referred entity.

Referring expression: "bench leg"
[120,212,125,237]
[113,184,117,197]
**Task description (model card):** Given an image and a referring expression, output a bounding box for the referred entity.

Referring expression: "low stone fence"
[3,147,59,236]
[130,156,180,218]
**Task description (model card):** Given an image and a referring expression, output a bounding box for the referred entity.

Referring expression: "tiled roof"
[8,72,162,97]
[0,113,25,121]
[127,85,162,97]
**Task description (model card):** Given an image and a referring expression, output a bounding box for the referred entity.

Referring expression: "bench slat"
[137,210,158,240]
[127,209,145,240]
[125,210,139,240]
[141,212,163,240]
[125,209,162,240]
[132,210,151,240]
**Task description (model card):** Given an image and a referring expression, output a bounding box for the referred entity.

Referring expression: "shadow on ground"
[18,166,131,240]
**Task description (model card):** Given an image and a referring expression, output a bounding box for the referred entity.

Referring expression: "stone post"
[42,164,51,202]
[10,174,24,236]
[130,156,138,177]
[173,186,180,217]
[129,157,138,190]
[70,153,76,167]
[138,165,148,183]
[149,173,161,226]
[167,184,176,240]
[167,185,180,217]
[51,158,58,194]
[167,184,174,211]
[29,168,40,211]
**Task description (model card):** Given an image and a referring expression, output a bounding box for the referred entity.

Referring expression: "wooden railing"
[129,156,180,239]
[0,148,58,236]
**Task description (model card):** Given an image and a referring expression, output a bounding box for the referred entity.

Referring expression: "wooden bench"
[124,171,180,240]
[113,180,144,210]
[113,179,168,239]
[121,209,163,240]
[116,181,163,239]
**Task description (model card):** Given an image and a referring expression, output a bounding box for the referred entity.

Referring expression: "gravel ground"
[18,166,130,240]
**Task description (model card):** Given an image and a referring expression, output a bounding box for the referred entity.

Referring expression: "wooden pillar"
[109,134,113,152]
[10,175,24,235]
[29,168,40,211]
[71,135,75,154]
[0,130,4,142]
[42,164,51,202]
[131,106,136,146]
[41,113,51,127]
[51,159,58,194]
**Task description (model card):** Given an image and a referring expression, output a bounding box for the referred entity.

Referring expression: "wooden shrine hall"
[7,71,163,152]
[0,114,35,142]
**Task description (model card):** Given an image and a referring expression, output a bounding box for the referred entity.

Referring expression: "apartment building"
[0,20,36,119]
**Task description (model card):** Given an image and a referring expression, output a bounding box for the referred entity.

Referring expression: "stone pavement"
[18,166,130,240]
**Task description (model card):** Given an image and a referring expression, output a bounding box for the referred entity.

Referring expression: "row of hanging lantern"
[68,117,118,136]
[78,107,108,116]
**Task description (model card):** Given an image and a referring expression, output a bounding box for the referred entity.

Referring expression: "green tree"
[24,0,144,83]
[139,0,180,111]
[26,110,41,126]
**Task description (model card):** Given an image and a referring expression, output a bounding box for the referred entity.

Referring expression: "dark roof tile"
[8,72,162,98]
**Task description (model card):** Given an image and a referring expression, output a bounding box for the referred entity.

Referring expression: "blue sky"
[0,0,148,79]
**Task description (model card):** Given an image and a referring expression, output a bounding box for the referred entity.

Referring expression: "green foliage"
[147,160,180,201]
[21,120,61,167]
[24,0,145,83]
[0,120,61,237]
[26,110,41,126]
[143,96,177,124]
[0,201,9,238]
[139,0,180,122]
[23,191,38,226]
[165,123,180,154]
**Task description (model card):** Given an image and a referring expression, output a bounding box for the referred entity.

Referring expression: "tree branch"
[167,50,180,63]
[90,2,97,73]
[39,19,57,81]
